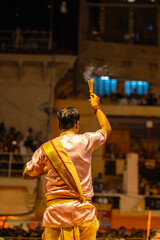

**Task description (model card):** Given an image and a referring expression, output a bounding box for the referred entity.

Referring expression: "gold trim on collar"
[60,130,76,136]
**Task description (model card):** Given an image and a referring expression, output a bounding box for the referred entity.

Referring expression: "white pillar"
[126,153,139,195]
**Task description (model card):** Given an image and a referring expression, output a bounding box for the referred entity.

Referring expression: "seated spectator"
[108,229,119,238]
[129,227,137,237]
[139,177,148,194]
[147,92,157,106]
[93,172,105,192]
[129,96,139,105]
[140,94,147,105]
[116,149,125,159]
[144,183,151,195]
[150,184,158,196]
[33,131,43,150]
[11,146,23,176]
[117,95,128,105]
[23,146,33,164]
[118,226,128,238]
[136,229,145,238]
[11,146,23,163]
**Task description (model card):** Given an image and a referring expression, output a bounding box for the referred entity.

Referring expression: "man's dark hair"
[57,107,80,130]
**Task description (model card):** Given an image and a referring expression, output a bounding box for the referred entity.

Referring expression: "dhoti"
[42,217,99,240]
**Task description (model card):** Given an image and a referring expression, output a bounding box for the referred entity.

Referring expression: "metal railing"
[0,152,32,177]
[0,29,51,52]
[0,237,147,240]
[0,238,41,240]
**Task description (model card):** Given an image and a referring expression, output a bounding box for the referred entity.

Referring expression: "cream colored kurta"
[26,130,106,228]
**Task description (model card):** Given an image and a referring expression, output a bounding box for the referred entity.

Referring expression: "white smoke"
[83,63,110,81]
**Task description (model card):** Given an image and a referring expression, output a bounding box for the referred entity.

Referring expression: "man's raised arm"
[90,93,111,136]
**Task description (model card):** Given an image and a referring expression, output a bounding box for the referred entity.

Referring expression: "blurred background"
[0,0,160,238]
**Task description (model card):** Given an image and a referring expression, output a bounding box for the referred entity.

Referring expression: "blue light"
[143,82,149,94]
[101,76,109,80]
[99,77,104,95]
[124,80,149,96]
[110,79,117,92]
[104,79,110,95]
[125,81,131,96]
[131,81,137,93]
[93,76,117,95]
[93,76,98,94]
[137,81,143,94]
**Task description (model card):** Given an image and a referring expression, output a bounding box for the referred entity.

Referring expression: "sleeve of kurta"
[83,129,107,152]
[25,147,46,177]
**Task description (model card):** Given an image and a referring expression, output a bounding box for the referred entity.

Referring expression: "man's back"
[26,129,106,227]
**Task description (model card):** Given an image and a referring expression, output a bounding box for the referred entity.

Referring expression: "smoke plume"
[83,63,110,81]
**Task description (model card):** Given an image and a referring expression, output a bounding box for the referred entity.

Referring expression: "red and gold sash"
[42,136,86,203]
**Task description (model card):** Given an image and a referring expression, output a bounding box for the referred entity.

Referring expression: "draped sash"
[42,137,86,203]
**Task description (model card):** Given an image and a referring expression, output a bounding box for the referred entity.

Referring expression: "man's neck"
[60,128,77,136]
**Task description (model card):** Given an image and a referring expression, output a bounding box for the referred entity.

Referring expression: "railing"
[0,238,41,240]
[145,196,160,210]
[0,152,32,177]
[0,237,147,240]
[93,193,120,209]
[0,30,51,52]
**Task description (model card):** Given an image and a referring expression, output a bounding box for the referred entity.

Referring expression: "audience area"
[57,85,160,107]
[0,223,43,238]
[0,122,44,154]
[101,89,159,106]
[0,122,44,176]
[93,172,160,197]
[97,226,146,239]
[0,224,148,239]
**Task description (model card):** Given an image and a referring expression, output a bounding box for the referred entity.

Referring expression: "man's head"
[57,107,80,133]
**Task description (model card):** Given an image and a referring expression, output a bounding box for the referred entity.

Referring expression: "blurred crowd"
[139,177,160,196]
[93,173,125,195]
[101,89,159,106]
[0,223,43,239]
[0,224,147,239]
[57,85,160,107]
[0,122,44,155]
[93,173,160,197]
[97,226,146,239]
[0,122,44,176]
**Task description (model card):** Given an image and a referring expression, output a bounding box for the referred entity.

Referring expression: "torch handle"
[88,79,94,95]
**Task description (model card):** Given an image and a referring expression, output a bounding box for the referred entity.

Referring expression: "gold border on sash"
[42,137,86,202]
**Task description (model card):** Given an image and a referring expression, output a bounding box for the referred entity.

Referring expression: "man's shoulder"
[41,137,58,146]
[82,129,106,137]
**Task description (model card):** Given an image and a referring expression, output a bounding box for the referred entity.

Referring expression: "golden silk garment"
[42,217,99,240]
[41,137,86,203]
[25,130,106,227]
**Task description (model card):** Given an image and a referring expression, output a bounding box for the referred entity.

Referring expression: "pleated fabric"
[42,217,99,240]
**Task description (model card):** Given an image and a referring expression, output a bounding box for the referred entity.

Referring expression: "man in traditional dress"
[23,93,111,240]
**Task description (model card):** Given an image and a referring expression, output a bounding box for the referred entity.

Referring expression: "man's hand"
[90,93,100,107]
